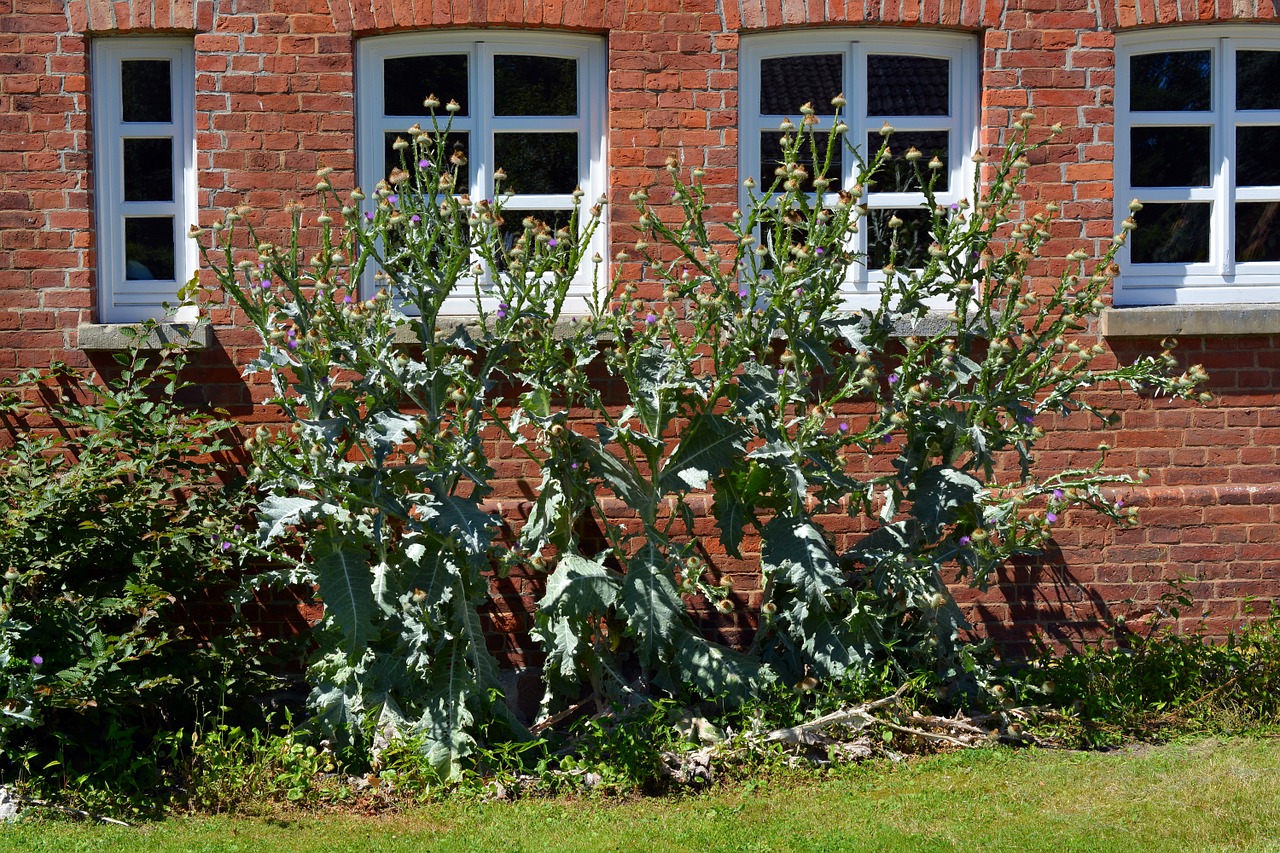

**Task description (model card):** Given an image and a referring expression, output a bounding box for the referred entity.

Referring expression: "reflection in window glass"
[867,55,950,116]
[123,138,173,201]
[1130,51,1211,111]
[867,131,949,192]
[493,133,578,194]
[760,54,843,116]
[1237,52,1280,110]
[121,60,171,122]
[1129,127,1211,187]
[759,131,844,192]
[384,54,469,116]
[494,55,577,116]
[1237,202,1280,261]
[1129,202,1210,263]
[124,216,175,280]
[1236,126,1280,187]
[868,208,932,269]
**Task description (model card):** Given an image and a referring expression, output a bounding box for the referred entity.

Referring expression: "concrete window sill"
[76,323,213,351]
[1101,304,1280,338]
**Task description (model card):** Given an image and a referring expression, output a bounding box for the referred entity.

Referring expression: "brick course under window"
[4,0,1280,667]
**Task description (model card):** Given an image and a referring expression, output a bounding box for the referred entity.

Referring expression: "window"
[357,33,607,314]
[1116,28,1280,305]
[739,31,979,306]
[91,38,196,324]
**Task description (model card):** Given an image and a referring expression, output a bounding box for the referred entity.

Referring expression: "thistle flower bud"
[928,156,944,170]
[445,99,461,113]
[904,147,922,162]
[1129,198,1144,213]
[879,121,895,137]
[831,93,847,108]
[424,94,441,109]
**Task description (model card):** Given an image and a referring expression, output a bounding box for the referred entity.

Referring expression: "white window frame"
[1116,26,1280,305]
[739,30,979,308]
[356,32,608,315]
[91,37,197,324]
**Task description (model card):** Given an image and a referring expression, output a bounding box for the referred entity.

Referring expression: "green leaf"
[659,414,746,494]
[256,495,323,544]
[312,532,374,658]
[618,543,684,671]
[585,443,650,513]
[912,466,984,538]
[422,494,496,555]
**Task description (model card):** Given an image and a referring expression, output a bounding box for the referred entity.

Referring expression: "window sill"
[76,322,213,351]
[1101,304,1280,338]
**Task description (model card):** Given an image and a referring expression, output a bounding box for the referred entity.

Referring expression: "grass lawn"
[4,737,1279,852]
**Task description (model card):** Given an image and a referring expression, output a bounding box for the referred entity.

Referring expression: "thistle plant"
[199,107,605,777]
[529,103,1209,710]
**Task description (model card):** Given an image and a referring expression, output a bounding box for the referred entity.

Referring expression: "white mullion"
[1219,37,1235,276]
[850,40,869,278]
[473,41,491,202]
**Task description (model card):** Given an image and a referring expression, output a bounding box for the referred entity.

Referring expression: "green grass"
[5,737,1280,852]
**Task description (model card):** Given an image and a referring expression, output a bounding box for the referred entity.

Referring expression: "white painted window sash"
[91,37,196,323]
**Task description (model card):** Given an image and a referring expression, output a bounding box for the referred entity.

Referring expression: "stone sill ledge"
[77,323,213,351]
[1101,304,1280,338]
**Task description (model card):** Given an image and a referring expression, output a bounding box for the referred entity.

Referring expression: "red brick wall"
[2,0,1278,663]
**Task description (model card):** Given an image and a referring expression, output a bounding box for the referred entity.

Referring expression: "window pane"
[1129,202,1210,264]
[385,131,468,188]
[1130,51,1211,112]
[868,208,932,269]
[867,55,950,116]
[760,54,843,116]
[1237,51,1280,110]
[493,132,578,195]
[1129,127,1210,187]
[1237,202,1280,262]
[494,55,577,116]
[124,216,175,280]
[1237,126,1280,187]
[384,54,469,116]
[122,137,173,202]
[121,60,171,123]
[867,131,949,192]
[759,131,844,192]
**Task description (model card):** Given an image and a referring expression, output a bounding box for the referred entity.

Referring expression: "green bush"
[0,328,283,811]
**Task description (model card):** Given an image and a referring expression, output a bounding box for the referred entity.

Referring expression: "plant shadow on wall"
[0,329,288,813]
[199,99,1208,780]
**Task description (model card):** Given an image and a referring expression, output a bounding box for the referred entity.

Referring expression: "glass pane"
[760,131,843,193]
[1237,202,1280,262]
[493,133,578,195]
[1237,52,1280,110]
[124,216,175,280]
[384,54,468,116]
[1129,127,1210,187]
[868,208,932,269]
[1130,51,1211,112]
[494,55,576,116]
[384,131,468,188]
[122,138,173,202]
[867,131,949,192]
[121,60,171,123]
[1237,126,1280,187]
[1129,202,1210,264]
[760,54,842,116]
[867,55,950,116]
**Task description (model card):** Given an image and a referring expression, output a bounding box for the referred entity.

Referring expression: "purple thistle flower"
[387,194,398,205]
[1046,512,1058,523]
[548,238,558,247]
[778,368,786,376]
[1116,499,1125,508]
[1052,488,1064,500]
[410,214,421,224]
[496,309,507,319]
[418,158,432,169]
[288,339,298,350]
[838,422,849,433]
[959,536,971,545]
[221,540,233,551]
[1022,415,1034,425]
[31,655,42,667]
[645,312,657,324]
[259,279,271,289]
[738,286,749,298]
[883,434,893,444]
[815,247,825,256]
[364,211,374,221]
[343,295,354,304]
[571,462,579,470]
[887,373,899,385]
